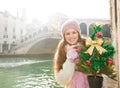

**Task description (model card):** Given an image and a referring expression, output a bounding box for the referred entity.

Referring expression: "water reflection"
[0,60,50,68]
[14,74,55,88]
[0,55,62,88]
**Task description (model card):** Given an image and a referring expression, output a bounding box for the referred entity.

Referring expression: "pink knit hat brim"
[61,19,81,36]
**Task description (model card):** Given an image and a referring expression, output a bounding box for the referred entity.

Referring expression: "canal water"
[0,55,63,88]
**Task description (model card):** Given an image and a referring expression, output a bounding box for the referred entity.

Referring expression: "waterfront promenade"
[103,75,118,88]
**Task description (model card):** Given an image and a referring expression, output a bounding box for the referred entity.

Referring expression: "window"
[80,23,87,35]
[102,24,111,38]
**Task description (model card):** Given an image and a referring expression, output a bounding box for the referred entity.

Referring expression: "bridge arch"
[27,38,60,54]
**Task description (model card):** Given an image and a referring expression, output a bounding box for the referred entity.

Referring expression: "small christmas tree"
[77,24,117,80]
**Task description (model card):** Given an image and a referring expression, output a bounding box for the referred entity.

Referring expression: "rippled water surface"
[0,55,62,88]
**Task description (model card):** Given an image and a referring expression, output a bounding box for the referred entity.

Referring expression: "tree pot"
[87,75,103,88]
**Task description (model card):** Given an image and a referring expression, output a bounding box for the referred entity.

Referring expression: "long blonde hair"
[53,32,85,73]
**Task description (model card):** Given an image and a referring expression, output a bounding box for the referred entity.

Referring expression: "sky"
[0,0,110,23]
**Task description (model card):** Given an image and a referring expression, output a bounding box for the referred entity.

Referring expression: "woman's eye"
[72,31,76,34]
[65,33,70,35]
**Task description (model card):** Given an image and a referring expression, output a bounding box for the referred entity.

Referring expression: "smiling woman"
[0,0,110,23]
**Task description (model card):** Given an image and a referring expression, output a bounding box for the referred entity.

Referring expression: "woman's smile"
[64,28,79,45]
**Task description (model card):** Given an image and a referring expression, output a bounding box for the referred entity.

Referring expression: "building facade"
[0,11,26,54]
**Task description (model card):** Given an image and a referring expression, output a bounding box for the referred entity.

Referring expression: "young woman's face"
[64,29,79,45]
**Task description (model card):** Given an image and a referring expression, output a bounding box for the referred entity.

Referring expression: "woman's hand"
[67,49,78,63]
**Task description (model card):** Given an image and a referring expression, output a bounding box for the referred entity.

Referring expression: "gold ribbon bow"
[85,37,107,55]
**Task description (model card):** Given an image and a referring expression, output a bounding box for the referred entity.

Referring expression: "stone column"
[110,0,120,87]
[117,1,120,87]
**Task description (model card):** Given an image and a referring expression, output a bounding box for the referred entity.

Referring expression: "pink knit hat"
[61,19,81,36]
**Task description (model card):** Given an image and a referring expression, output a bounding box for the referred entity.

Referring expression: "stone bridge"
[12,32,61,55]
[11,19,111,55]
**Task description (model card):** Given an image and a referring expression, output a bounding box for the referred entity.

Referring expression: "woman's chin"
[69,42,77,45]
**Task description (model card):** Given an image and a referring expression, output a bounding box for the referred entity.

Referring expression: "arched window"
[89,23,95,35]
[102,24,111,38]
[80,23,87,35]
